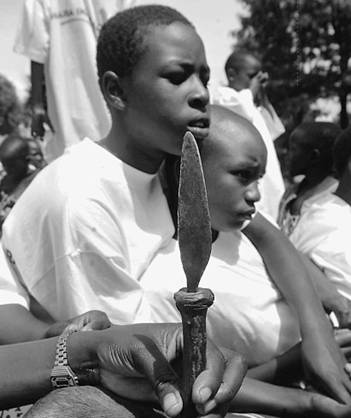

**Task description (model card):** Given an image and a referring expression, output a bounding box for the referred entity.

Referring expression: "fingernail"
[199,387,212,403]
[199,399,217,415]
[163,393,179,415]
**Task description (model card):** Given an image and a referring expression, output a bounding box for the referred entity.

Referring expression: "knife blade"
[177,131,212,292]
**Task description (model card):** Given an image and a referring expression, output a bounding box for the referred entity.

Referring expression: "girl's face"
[203,128,267,231]
[118,22,211,171]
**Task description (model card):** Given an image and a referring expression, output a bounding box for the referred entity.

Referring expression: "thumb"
[131,334,183,417]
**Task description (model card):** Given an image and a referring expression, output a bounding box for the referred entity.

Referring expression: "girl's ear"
[100,71,126,110]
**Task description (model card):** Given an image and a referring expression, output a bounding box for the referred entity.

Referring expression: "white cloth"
[278,176,338,236]
[13,0,134,161]
[141,231,300,367]
[1,138,175,324]
[289,192,351,300]
[211,86,285,221]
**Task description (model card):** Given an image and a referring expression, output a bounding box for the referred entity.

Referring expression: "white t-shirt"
[290,192,351,300]
[13,0,134,161]
[211,86,285,221]
[141,231,300,367]
[1,139,175,324]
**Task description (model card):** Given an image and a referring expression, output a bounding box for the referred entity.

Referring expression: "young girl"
[141,106,351,417]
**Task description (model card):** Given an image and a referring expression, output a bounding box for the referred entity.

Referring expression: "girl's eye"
[237,171,251,180]
[166,73,187,85]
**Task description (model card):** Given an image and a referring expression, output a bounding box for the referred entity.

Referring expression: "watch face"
[51,365,79,388]
[52,376,76,388]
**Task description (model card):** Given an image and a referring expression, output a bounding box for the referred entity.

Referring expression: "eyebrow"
[164,61,210,73]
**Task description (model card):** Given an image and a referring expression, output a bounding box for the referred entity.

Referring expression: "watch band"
[50,328,79,389]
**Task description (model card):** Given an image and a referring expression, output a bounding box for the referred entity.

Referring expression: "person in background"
[211,50,285,221]
[0,134,46,231]
[14,0,135,161]
[278,121,341,236]
[284,126,351,302]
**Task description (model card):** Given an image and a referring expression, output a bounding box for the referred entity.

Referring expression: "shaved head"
[201,104,266,163]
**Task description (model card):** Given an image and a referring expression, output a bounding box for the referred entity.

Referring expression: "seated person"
[141,106,351,416]
[0,134,46,230]
[278,121,341,235]
[283,127,351,301]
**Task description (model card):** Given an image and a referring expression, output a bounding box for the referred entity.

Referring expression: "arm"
[243,212,351,403]
[0,304,50,344]
[0,304,110,344]
[230,377,351,418]
[31,61,53,138]
[0,323,246,418]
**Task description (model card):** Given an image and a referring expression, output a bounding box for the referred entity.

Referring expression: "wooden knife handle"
[174,288,214,418]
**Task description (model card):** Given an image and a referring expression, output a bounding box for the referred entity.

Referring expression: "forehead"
[240,56,261,73]
[210,126,267,169]
[137,22,208,69]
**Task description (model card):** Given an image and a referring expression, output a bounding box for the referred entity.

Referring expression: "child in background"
[0,135,46,231]
[278,121,341,235]
[286,127,351,301]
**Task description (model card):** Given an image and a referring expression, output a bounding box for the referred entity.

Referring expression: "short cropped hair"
[293,122,341,153]
[97,5,193,79]
[224,49,259,77]
[333,127,351,178]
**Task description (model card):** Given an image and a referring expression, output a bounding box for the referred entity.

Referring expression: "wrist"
[281,389,314,418]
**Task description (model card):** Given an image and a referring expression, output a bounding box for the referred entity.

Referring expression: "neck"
[98,120,165,174]
[335,173,351,206]
[298,169,329,193]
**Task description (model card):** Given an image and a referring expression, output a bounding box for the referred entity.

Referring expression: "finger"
[131,334,182,417]
[192,340,225,409]
[195,349,247,416]
[342,347,351,360]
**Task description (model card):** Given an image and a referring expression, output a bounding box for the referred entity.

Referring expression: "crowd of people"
[1,1,351,418]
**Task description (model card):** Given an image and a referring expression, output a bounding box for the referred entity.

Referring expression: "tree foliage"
[233,0,351,128]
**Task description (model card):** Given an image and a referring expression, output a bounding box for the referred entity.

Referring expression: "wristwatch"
[50,328,79,388]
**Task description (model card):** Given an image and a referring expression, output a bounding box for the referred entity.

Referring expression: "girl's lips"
[187,125,210,140]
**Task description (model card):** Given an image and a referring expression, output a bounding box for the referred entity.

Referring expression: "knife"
[174,131,214,418]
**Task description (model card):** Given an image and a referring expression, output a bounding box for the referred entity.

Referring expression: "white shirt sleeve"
[290,205,351,300]
[13,0,49,64]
